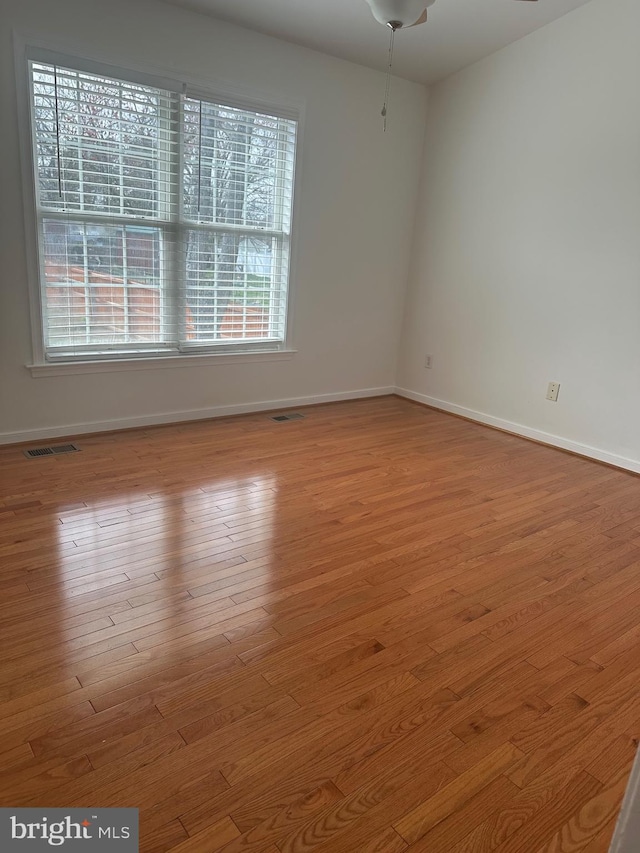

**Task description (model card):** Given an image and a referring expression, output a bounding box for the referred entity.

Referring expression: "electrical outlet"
[546,382,560,402]
[424,354,433,369]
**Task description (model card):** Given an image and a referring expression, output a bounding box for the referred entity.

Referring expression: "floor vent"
[269,412,305,423]
[24,444,80,458]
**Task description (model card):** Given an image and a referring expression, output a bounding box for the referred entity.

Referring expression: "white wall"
[0,0,427,442]
[398,0,640,471]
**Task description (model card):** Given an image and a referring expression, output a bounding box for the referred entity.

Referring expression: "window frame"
[15,37,303,374]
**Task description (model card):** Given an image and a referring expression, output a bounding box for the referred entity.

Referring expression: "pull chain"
[381,24,397,132]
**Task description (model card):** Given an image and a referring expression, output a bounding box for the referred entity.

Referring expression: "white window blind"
[29,60,297,361]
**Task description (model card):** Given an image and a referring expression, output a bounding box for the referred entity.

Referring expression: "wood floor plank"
[169,816,240,853]
[533,765,629,853]
[394,742,524,844]
[184,783,342,853]
[404,774,521,852]
[577,817,620,853]
[450,770,602,853]
[139,819,189,853]
[586,735,638,785]
[285,763,455,853]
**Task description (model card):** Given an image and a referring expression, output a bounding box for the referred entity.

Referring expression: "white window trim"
[14,31,305,374]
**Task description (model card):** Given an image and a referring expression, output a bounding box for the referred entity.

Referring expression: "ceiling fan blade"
[407,8,428,26]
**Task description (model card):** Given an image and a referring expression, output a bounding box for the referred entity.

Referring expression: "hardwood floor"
[0,395,638,852]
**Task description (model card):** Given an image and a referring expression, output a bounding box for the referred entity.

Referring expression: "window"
[27,58,297,362]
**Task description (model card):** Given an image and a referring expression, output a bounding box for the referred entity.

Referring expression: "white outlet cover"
[546,382,560,401]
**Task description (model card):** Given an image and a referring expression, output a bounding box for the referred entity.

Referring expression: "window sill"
[27,349,297,377]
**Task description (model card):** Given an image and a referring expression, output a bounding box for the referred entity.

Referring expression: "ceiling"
[161,0,593,84]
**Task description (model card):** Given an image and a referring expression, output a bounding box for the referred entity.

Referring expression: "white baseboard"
[0,386,394,446]
[395,387,640,475]
[7,385,640,476]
